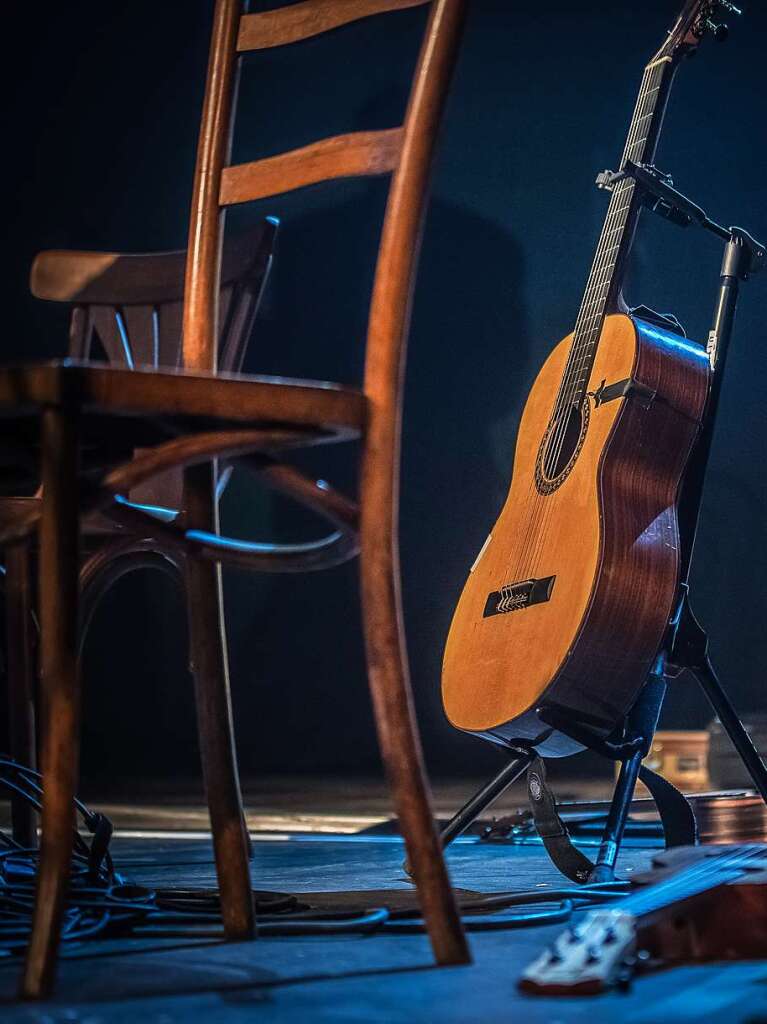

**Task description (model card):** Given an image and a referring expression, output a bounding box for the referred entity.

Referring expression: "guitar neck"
[561,55,678,409]
[618,845,762,920]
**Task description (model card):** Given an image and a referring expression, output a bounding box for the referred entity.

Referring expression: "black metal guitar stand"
[440,177,767,881]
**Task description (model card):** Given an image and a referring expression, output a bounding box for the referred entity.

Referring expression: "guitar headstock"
[518,910,638,996]
[652,0,742,63]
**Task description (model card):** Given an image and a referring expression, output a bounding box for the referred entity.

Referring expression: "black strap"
[638,763,698,848]
[526,755,697,884]
[527,756,594,884]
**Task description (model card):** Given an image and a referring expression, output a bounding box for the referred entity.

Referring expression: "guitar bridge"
[483,575,556,618]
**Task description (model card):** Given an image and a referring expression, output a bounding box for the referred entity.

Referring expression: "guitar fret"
[558,57,670,406]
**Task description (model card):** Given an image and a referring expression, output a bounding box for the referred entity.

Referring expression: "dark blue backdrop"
[3,1,766,781]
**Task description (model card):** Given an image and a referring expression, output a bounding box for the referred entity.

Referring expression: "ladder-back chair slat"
[237,0,430,52]
[219,129,403,207]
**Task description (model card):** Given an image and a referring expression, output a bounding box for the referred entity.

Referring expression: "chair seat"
[0,361,366,439]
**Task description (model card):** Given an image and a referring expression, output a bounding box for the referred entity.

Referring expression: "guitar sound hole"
[535,399,590,495]
[544,405,582,477]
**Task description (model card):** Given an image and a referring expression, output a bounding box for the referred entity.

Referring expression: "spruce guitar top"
[441,2,740,754]
[519,844,767,995]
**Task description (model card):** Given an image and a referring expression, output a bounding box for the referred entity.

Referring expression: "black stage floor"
[1,780,766,1022]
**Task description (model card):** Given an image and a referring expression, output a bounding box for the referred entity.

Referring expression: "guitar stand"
[440,183,767,882]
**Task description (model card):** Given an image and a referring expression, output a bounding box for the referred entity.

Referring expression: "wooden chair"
[3,218,277,849]
[0,0,469,999]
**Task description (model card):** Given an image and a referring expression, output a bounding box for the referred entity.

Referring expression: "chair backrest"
[29,218,277,509]
[30,217,277,375]
[182,0,467,420]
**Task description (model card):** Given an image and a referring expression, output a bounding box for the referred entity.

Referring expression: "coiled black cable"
[0,758,632,949]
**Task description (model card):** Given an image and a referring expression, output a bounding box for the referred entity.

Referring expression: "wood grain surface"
[442,314,709,749]
[220,129,403,206]
[237,0,429,51]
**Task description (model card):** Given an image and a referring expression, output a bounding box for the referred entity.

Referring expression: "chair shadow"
[221,189,532,777]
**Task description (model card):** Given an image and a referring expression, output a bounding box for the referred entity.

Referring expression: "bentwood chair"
[3,219,277,849]
[0,0,469,998]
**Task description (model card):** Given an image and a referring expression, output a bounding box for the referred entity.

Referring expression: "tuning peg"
[718,1,742,15]
[705,19,730,41]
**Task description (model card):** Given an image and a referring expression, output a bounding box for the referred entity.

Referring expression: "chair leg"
[359,517,469,967]
[21,407,81,1000]
[184,461,255,940]
[5,539,38,847]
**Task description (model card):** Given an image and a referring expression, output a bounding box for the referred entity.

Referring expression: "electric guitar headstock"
[518,909,638,996]
[654,0,742,63]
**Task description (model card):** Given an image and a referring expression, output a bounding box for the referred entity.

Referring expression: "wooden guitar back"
[442,314,709,750]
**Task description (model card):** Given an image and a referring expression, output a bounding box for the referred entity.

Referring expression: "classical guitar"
[519,844,767,995]
[442,2,734,753]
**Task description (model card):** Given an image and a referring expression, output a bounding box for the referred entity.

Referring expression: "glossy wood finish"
[4,224,277,997]
[0,363,365,433]
[442,314,709,752]
[237,0,429,51]
[183,0,240,373]
[360,0,468,965]
[183,0,468,968]
[20,407,81,1000]
[3,0,469,993]
[185,460,255,939]
[220,129,403,206]
[545,318,709,734]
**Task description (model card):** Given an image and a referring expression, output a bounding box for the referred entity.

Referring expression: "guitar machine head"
[519,909,639,996]
[658,1,742,62]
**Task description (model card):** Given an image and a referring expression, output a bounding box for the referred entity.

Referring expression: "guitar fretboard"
[555,55,676,416]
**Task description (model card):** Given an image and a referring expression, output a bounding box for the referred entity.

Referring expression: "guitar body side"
[442,314,709,753]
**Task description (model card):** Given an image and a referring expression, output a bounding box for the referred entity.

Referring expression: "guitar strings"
[523,61,665,575]
[519,180,637,577]
[539,62,660,493]
[504,61,662,590]
[542,59,667,478]
[507,63,657,582]
[619,844,764,919]
[540,847,764,979]
[518,179,637,578]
